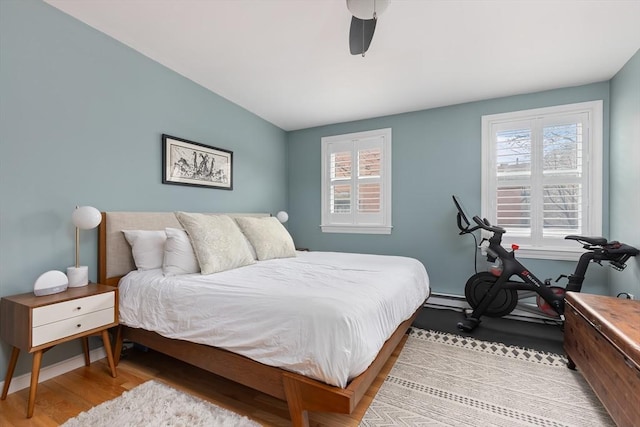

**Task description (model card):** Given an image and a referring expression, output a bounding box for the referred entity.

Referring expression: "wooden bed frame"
[98,211,424,426]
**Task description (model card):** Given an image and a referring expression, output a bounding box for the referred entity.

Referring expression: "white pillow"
[163,228,200,276]
[122,230,166,270]
[243,234,258,260]
[234,216,296,261]
[175,212,255,274]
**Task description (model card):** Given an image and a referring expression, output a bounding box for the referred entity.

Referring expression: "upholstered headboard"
[98,211,268,286]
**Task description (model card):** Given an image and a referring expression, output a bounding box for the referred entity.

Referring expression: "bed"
[98,211,430,426]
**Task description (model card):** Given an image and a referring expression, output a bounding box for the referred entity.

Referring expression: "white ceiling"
[45,0,640,131]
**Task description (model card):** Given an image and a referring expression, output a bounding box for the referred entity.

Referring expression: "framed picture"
[162,134,233,190]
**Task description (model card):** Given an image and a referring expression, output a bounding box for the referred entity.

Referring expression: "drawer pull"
[77,307,82,310]
[77,324,81,328]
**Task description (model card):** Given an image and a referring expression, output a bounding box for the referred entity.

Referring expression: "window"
[321,128,392,234]
[481,101,603,260]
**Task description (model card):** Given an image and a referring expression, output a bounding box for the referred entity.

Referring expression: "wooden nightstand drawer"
[32,292,114,327]
[32,307,115,347]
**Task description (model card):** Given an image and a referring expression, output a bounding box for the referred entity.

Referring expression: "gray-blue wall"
[0,0,287,378]
[609,49,640,297]
[287,84,611,298]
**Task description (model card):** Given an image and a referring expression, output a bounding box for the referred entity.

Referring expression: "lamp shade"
[72,206,102,230]
[347,0,390,20]
[69,205,101,288]
[276,211,289,223]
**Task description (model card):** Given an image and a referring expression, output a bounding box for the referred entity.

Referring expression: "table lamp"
[67,206,102,287]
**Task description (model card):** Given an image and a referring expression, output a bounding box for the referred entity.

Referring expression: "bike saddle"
[565,235,608,246]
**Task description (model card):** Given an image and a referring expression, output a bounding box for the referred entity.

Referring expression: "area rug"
[361,328,614,427]
[61,380,260,427]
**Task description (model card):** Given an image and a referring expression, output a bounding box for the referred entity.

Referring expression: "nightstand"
[0,283,118,418]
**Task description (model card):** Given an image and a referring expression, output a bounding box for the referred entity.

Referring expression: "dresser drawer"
[32,292,114,327]
[32,307,115,347]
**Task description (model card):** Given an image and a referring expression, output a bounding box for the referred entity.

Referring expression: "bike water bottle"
[489,258,503,276]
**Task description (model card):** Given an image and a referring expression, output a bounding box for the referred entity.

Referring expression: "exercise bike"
[452,195,639,332]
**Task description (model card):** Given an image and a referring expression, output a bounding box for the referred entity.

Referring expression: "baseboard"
[426,292,561,324]
[0,346,107,396]
[426,293,470,310]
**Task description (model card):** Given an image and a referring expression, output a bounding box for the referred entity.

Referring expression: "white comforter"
[118,251,430,387]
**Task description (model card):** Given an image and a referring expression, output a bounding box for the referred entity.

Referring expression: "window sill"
[320,225,392,235]
[505,245,584,261]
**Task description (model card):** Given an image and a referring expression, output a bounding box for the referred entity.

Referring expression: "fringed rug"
[61,380,260,427]
[361,328,614,426]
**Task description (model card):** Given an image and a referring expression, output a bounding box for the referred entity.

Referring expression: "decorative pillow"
[122,230,166,270]
[175,212,255,274]
[234,216,296,261]
[163,228,200,276]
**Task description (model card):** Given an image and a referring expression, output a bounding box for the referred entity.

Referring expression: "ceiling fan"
[347,0,390,56]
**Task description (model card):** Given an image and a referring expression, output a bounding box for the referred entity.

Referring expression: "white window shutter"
[321,129,392,234]
[482,101,602,260]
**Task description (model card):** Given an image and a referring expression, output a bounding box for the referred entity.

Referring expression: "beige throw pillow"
[234,216,296,261]
[175,212,255,274]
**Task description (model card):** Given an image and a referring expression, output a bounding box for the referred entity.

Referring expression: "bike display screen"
[452,195,472,231]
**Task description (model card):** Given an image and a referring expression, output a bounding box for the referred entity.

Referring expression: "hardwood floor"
[1,335,407,426]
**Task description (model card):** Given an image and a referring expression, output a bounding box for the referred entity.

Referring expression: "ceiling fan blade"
[349,16,376,55]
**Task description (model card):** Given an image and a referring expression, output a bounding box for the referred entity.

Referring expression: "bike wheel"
[464,272,518,318]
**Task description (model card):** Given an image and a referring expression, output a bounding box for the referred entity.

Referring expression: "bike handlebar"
[471,215,638,255]
[472,215,506,234]
[453,196,638,274]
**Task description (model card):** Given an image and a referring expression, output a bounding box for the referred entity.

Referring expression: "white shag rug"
[61,380,260,427]
[361,328,614,427]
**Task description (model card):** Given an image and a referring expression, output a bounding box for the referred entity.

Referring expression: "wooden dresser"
[564,292,640,427]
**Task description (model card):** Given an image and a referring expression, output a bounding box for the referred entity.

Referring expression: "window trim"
[481,101,603,260]
[321,128,392,234]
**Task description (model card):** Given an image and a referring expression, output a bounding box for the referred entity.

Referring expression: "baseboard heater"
[425,292,562,325]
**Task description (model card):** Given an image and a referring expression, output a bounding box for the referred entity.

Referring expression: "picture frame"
[162,134,233,190]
